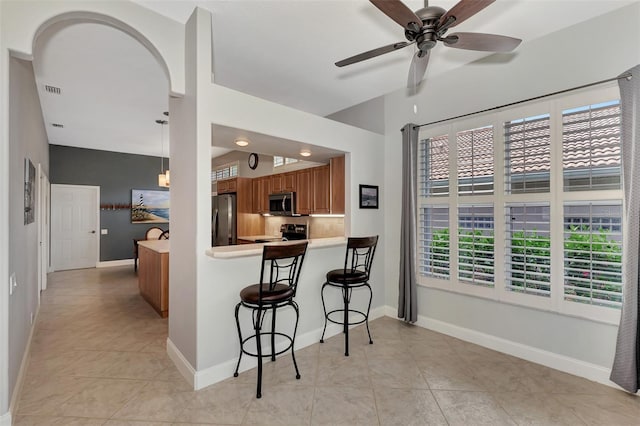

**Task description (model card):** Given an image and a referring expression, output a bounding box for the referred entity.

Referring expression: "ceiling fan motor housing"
[406,5,446,51]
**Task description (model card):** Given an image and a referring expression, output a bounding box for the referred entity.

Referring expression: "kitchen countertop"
[137,239,169,253]
[206,237,346,259]
[237,235,282,242]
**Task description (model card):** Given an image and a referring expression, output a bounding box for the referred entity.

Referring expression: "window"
[563,203,622,308]
[458,205,494,287]
[457,126,494,195]
[420,135,449,197]
[562,101,621,192]
[418,206,449,279]
[505,204,551,297]
[417,85,623,323]
[505,114,551,194]
[273,156,299,168]
[211,161,238,182]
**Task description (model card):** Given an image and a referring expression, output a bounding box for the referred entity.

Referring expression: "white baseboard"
[6,305,40,423]
[383,305,624,391]
[96,259,134,268]
[166,338,196,389]
[167,306,386,391]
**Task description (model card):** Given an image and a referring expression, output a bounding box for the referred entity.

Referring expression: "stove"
[281,223,308,241]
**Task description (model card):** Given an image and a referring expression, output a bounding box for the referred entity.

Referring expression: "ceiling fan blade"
[443,32,521,52]
[335,41,410,67]
[438,0,495,30]
[407,50,430,89]
[370,0,423,32]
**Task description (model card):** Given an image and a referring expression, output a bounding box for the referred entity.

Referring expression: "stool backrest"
[159,230,170,240]
[145,226,163,240]
[260,241,309,296]
[344,236,379,279]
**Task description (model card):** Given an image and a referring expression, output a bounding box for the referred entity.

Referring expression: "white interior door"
[51,184,99,271]
[38,165,50,292]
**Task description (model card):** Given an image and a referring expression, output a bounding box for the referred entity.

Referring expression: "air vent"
[44,85,61,94]
[51,123,64,128]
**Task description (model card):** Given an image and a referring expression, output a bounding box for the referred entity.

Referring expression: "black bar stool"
[233,242,308,398]
[320,236,378,356]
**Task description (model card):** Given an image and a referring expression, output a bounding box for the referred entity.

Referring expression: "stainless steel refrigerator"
[212,194,237,246]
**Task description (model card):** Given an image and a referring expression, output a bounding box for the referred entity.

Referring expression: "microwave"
[269,192,297,216]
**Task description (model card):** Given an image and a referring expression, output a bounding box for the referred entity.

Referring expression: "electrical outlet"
[9,273,16,296]
[101,229,108,235]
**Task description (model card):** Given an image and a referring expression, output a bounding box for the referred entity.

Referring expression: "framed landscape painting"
[24,158,36,224]
[131,189,169,223]
[359,184,379,209]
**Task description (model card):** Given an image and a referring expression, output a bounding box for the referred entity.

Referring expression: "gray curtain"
[398,123,419,323]
[610,65,640,393]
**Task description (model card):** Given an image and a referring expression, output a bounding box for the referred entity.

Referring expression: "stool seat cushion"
[240,283,294,304]
[326,269,368,285]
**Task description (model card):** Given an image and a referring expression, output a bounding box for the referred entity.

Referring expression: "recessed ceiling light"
[300,149,311,157]
[235,139,249,147]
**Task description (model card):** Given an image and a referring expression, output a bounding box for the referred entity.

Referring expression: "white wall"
[326,95,385,135]
[0,0,187,417]
[7,56,49,414]
[380,3,640,375]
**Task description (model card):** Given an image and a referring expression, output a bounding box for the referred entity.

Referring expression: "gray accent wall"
[49,145,168,261]
[8,57,48,409]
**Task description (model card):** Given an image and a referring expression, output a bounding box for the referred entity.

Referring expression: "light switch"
[101,229,108,235]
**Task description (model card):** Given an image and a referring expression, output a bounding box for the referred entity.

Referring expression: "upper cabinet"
[312,165,331,214]
[248,154,345,215]
[330,156,345,214]
[217,177,237,194]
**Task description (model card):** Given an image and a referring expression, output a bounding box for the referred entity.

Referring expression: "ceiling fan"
[336,0,522,88]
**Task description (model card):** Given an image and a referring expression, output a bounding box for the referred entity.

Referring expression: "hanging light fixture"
[156,118,169,187]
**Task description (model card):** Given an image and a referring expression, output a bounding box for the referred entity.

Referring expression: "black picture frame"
[359,184,379,209]
[24,158,35,224]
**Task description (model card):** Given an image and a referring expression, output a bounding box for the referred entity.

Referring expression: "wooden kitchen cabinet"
[217,177,237,194]
[138,241,169,318]
[312,165,331,214]
[330,155,345,214]
[236,177,252,213]
[270,171,296,194]
[296,169,312,215]
[252,176,270,214]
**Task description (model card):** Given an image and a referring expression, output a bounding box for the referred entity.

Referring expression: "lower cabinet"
[138,244,169,318]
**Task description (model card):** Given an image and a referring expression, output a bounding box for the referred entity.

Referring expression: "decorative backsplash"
[264,216,344,239]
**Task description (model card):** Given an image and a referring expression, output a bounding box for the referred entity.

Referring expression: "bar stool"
[233,242,308,398]
[320,236,378,356]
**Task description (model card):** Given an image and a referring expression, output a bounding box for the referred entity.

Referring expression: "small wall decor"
[131,189,169,223]
[24,158,36,224]
[359,184,379,209]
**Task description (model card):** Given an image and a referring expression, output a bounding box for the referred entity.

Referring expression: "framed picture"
[359,184,379,209]
[24,158,36,224]
[131,189,170,223]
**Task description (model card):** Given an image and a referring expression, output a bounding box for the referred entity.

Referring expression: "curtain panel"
[610,65,640,393]
[398,123,419,323]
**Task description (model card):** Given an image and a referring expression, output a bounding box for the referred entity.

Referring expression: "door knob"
[90,230,96,234]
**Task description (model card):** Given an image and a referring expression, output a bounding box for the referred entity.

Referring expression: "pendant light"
[156,118,169,187]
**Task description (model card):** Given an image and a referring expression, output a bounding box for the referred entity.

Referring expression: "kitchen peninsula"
[137,239,169,318]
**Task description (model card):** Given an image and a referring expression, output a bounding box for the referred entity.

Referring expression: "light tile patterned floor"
[14,266,640,425]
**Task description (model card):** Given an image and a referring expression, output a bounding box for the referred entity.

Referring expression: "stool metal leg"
[255,307,263,399]
[290,301,301,380]
[343,285,350,356]
[233,302,243,377]
[365,283,373,344]
[319,282,329,343]
[271,306,277,362]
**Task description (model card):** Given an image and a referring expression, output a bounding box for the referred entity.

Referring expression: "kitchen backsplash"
[264,216,344,239]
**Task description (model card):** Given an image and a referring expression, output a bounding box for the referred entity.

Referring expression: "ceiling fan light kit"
[337,0,522,89]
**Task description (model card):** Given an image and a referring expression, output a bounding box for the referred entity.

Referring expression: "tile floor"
[13,266,640,425]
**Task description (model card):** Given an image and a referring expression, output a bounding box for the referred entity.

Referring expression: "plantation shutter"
[457,126,494,195]
[504,114,551,194]
[419,206,449,279]
[458,205,495,287]
[505,203,551,297]
[420,135,449,197]
[562,101,622,191]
